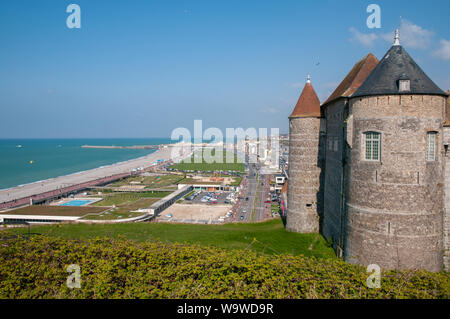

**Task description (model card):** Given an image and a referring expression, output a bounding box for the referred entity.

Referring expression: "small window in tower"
[364,132,381,161]
[399,79,410,92]
[426,132,437,161]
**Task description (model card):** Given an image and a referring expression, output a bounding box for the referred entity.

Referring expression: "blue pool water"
[60,200,94,206]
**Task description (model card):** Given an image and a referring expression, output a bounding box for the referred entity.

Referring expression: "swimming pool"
[60,199,94,206]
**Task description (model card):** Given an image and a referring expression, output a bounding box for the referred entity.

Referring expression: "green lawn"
[6,219,335,259]
[108,174,185,189]
[81,198,159,220]
[169,150,245,172]
[91,191,171,206]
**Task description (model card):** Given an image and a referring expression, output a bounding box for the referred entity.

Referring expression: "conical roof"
[289,78,321,118]
[353,45,445,98]
[323,53,379,106]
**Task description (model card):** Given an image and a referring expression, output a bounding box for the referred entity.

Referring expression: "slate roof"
[353,45,446,98]
[322,53,379,106]
[289,81,321,118]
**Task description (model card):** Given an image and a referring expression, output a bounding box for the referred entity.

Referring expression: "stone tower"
[344,31,447,271]
[321,53,379,255]
[286,75,323,233]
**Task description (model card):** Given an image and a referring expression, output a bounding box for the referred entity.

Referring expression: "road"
[231,162,271,222]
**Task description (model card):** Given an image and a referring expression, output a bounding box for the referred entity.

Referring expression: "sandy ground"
[0,146,183,204]
[158,203,232,221]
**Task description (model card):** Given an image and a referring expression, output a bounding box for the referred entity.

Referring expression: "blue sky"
[0,0,449,138]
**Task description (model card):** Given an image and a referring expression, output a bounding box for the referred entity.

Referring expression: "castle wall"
[286,117,322,233]
[322,98,347,251]
[443,126,450,270]
[344,94,446,272]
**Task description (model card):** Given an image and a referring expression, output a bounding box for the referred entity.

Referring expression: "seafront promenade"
[0,146,179,210]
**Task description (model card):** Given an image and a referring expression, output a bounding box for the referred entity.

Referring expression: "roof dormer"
[398,73,410,92]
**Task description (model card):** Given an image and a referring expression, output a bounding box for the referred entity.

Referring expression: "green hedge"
[0,236,448,299]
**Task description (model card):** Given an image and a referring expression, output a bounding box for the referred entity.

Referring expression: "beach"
[0,146,178,208]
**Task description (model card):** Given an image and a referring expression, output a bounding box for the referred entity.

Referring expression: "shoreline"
[0,150,158,192]
[0,146,181,207]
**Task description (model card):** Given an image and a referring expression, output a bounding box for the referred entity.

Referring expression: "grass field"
[169,150,245,172]
[5,219,336,259]
[91,191,172,206]
[82,198,159,220]
[108,174,185,189]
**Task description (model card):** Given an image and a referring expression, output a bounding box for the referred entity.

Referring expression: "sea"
[0,138,173,190]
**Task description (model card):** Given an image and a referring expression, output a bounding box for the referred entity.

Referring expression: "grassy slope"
[5,219,335,259]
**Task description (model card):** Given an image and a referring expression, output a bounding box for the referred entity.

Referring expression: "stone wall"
[344,94,446,272]
[286,117,322,233]
[443,126,450,270]
[322,98,347,253]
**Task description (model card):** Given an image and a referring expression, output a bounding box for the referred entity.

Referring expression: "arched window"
[364,132,381,161]
[426,132,437,161]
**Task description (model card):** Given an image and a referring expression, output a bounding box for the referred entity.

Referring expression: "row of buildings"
[285,30,450,272]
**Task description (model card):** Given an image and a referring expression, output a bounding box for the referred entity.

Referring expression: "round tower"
[344,31,447,271]
[287,75,322,233]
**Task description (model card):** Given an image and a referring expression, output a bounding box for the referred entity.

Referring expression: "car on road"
[245,197,249,201]
[240,215,244,220]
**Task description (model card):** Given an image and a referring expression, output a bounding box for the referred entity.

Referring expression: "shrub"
[0,236,448,299]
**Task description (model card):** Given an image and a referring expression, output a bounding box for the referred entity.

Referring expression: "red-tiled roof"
[323,53,379,106]
[289,82,321,118]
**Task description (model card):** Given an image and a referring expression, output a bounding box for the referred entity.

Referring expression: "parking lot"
[186,191,235,205]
